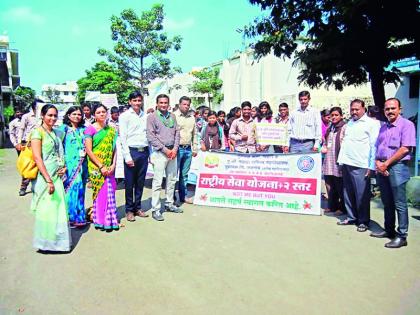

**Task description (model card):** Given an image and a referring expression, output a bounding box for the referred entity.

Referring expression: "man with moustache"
[337,99,380,232]
[287,90,321,153]
[371,98,416,248]
[147,94,181,221]
[173,96,198,204]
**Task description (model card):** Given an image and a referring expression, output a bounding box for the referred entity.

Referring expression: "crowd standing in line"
[8,89,417,252]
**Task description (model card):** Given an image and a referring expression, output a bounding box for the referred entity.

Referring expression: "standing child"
[200,111,225,151]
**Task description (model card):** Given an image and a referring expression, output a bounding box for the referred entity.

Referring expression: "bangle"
[99,165,104,170]
[47,180,53,184]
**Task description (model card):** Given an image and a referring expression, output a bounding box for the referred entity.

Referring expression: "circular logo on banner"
[204,154,220,168]
[297,156,315,172]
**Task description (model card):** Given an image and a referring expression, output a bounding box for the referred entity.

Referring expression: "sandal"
[337,219,355,225]
[357,224,368,232]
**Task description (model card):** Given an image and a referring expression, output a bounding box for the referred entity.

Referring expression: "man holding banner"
[287,91,321,154]
[274,102,290,153]
[229,101,257,153]
[174,96,198,204]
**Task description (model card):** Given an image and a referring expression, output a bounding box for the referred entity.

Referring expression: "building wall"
[393,76,419,119]
[41,81,78,105]
[145,51,418,118]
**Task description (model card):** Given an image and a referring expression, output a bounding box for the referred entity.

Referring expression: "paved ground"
[1,148,420,315]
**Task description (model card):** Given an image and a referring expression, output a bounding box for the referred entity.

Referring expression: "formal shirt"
[18,109,38,143]
[376,115,416,161]
[174,110,198,153]
[288,106,322,147]
[229,117,257,153]
[337,114,380,170]
[146,110,180,153]
[8,117,21,146]
[119,108,148,162]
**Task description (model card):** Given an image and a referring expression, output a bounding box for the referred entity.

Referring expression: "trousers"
[150,151,177,212]
[342,164,371,225]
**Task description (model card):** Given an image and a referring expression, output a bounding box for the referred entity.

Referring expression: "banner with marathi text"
[194,151,322,215]
[255,122,288,146]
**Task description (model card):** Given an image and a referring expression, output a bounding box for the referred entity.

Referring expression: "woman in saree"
[84,104,119,231]
[59,106,88,227]
[31,104,71,252]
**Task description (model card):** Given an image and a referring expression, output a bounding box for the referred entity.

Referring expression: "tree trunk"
[140,56,144,94]
[207,93,211,110]
[369,67,386,120]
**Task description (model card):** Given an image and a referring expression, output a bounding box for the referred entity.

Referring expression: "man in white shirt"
[337,99,380,232]
[119,91,149,222]
[287,91,322,153]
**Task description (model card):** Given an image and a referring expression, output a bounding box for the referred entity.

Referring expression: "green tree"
[188,67,224,109]
[245,0,420,110]
[77,61,138,104]
[98,4,182,94]
[3,105,15,123]
[44,87,62,104]
[13,86,36,110]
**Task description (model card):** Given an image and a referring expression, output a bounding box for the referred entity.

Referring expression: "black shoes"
[370,231,394,238]
[385,237,407,249]
[19,189,26,196]
[337,219,356,226]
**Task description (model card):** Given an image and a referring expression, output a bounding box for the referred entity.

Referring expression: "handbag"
[16,144,38,179]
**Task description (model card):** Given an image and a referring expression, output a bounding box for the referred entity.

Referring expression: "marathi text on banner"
[255,122,289,146]
[194,151,322,215]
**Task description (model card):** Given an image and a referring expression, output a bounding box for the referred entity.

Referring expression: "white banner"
[255,122,288,146]
[194,151,322,215]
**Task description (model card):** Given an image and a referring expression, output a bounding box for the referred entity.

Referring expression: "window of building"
[409,75,419,98]
[64,91,69,96]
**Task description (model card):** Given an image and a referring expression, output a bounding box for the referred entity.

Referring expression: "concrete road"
[1,148,420,315]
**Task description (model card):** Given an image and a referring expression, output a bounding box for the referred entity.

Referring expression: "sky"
[0,0,263,93]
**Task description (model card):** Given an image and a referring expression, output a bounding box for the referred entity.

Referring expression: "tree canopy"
[13,86,36,110]
[77,61,138,104]
[245,0,420,109]
[189,67,223,109]
[98,4,182,94]
[43,87,62,104]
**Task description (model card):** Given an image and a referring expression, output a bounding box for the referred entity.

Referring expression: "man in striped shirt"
[286,91,321,153]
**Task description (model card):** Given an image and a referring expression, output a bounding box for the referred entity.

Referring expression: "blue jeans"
[377,162,410,238]
[177,146,193,201]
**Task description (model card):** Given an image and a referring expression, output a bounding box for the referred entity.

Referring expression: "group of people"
[8,89,416,252]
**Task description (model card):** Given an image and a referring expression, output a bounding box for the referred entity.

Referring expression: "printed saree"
[85,125,119,230]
